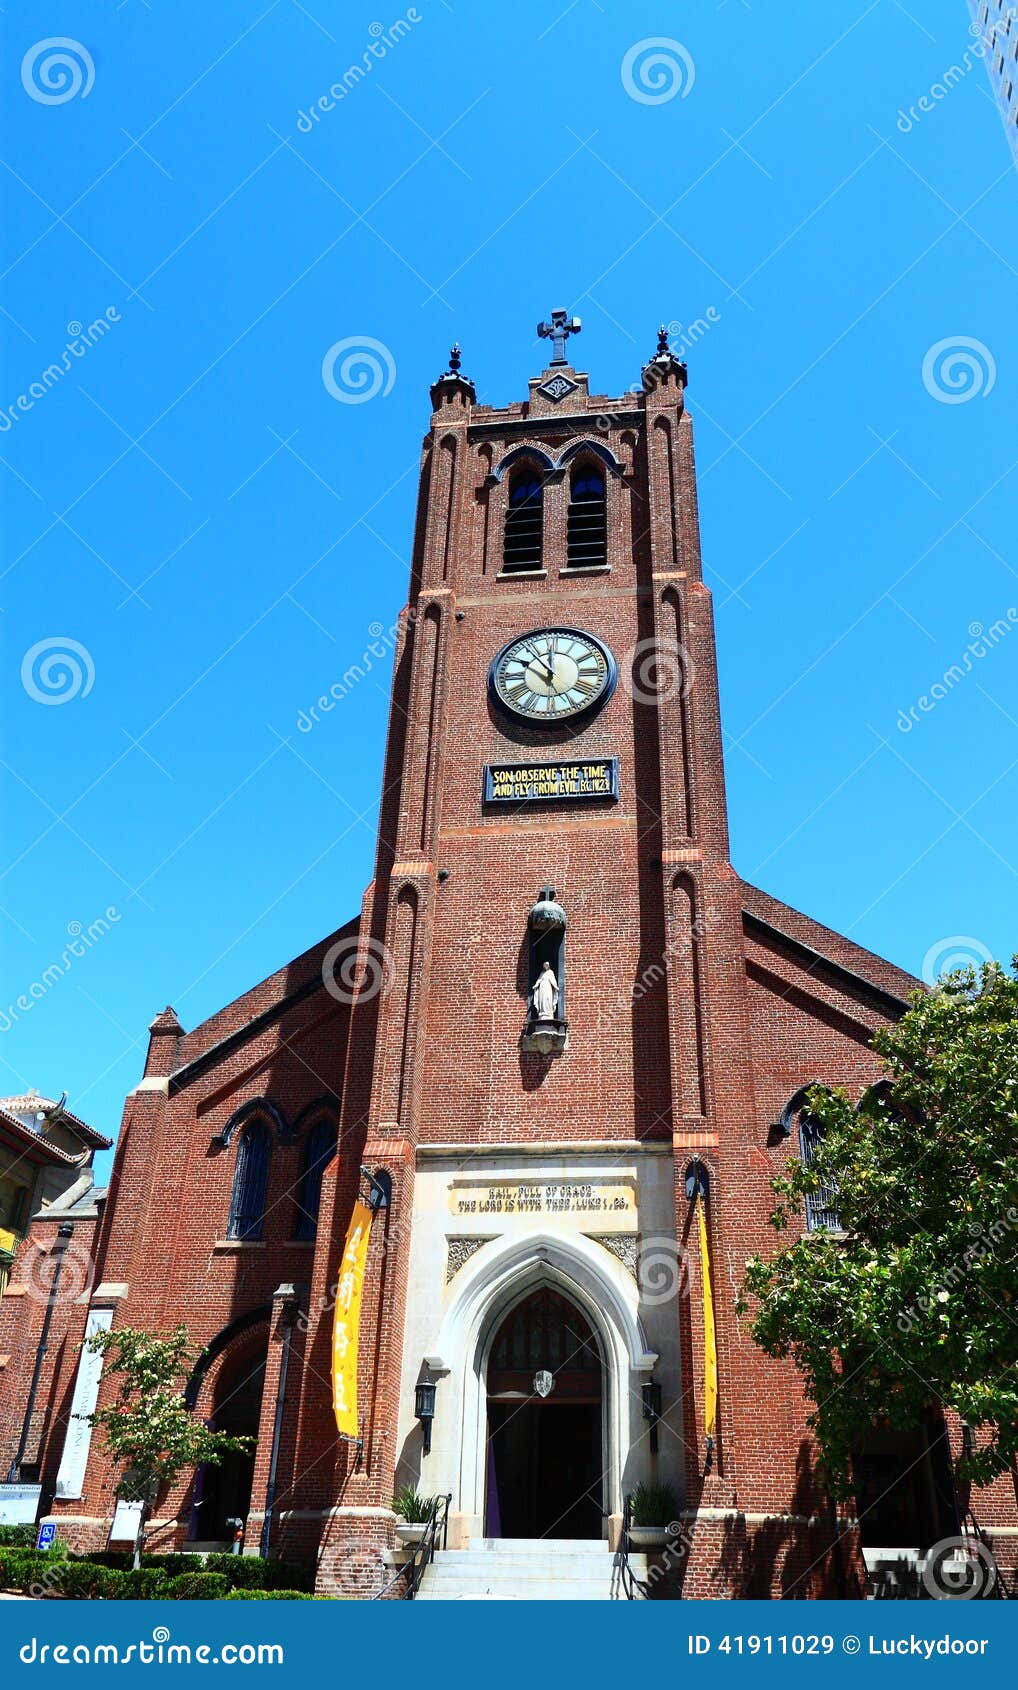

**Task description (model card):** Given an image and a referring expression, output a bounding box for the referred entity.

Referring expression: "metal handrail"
[373,1493,452,1601]
[613,1494,651,1601]
[958,1505,1004,1600]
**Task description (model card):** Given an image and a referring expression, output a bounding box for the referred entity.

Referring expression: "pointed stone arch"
[426,1231,657,1533]
[488,442,556,484]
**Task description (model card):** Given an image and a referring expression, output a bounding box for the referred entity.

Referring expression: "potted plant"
[628,1482,680,1551]
[392,1487,434,1547]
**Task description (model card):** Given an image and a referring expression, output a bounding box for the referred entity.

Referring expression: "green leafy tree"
[740,963,1018,1497]
[87,1324,251,1567]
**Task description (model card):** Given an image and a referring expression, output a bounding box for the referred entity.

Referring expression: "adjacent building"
[0,1092,109,1513]
[970,0,1018,163]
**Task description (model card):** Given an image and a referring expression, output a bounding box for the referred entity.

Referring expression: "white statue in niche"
[532,960,559,1022]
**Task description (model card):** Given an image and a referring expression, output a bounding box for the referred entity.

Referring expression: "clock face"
[489,627,617,724]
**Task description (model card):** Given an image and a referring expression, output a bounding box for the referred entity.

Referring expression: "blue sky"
[2,0,1017,1173]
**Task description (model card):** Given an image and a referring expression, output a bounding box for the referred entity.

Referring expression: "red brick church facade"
[4,320,1015,1598]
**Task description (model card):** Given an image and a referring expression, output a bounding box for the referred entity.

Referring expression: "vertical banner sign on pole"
[696,1193,718,1442]
[332,1199,374,1438]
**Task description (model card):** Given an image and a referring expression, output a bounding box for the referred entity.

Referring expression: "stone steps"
[415,1537,647,1601]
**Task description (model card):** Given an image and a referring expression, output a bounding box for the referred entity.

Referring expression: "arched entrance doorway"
[484,1286,603,1539]
[190,1345,266,1544]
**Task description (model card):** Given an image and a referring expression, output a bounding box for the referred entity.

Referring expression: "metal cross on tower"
[537,308,582,366]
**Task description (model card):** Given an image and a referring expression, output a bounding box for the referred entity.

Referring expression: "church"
[3,315,1016,1599]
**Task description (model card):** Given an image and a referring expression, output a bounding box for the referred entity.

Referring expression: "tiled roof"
[0,1091,112,1150]
[0,1107,84,1165]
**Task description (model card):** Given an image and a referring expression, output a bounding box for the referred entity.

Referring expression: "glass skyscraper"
[970,0,1018,162]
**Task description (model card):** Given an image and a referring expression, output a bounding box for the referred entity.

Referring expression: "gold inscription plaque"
[449,1180,635,1218]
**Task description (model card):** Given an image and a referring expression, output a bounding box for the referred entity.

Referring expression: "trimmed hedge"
[203,1553,314,1592]
[0,1525,37,1550]
[222,1589,313,1600]
[0,1550,57,1591]
[163,1572,230,1600]
[0,1544,312,1599]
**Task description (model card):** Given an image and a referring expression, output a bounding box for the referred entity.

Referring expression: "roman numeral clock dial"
[489,627,617,723]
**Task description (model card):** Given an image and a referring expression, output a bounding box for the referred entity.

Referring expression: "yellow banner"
[332,1199,374,1438]
[696,1194,718,1442]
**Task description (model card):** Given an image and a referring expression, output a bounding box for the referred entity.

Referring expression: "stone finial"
[430,340,476,409]
[642,321,688,398]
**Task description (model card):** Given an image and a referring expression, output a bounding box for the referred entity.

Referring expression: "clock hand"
[520,646,556,686]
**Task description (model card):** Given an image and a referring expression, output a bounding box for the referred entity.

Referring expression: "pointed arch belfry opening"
[427,1232,657,1541]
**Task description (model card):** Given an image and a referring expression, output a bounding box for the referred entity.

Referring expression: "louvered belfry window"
[503,467,544,572]
[566,466,606,568]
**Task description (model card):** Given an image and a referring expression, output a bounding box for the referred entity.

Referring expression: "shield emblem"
[533,1369,554,1399]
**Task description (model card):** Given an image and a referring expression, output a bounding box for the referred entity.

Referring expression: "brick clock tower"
[39,310,1015,1600]
[303,315,918,1596]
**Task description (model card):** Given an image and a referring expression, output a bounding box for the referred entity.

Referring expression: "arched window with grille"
[798,1109,841,1233]
[780,1085,841,1233]
[292,1115,338,1242]
[502,465,544,572]
[566,464,607,568]
[226,1116,272,1241]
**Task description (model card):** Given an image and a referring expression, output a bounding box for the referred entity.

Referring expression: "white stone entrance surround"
[396,1140,682,1544]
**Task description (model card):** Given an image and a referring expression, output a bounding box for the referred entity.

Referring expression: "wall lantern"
[415,1381,437,1455]
[685,1160,709,1203]
[360,1167,391,1211]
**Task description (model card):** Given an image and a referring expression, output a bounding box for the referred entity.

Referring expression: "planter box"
[628,1525,669,1550]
